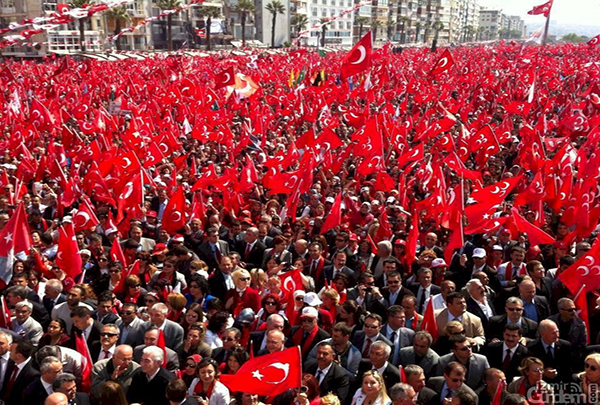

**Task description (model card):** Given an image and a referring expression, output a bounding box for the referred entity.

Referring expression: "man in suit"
[0,332,11,393]
[399,331,440,378]
[527,319,572,383]
[410,268,442,314]
[382,305,415,365]
[519,279,550,323]
[417,232,445,260]
[236,227,266,270]
[150,188,169,220]
[257,224,274,248]
[11,300,43,346]
[427,362,479,405]
[52,284,93,334]
[291,239,309,262]
[305,242,331,284]
[475,368,507,405]
[352,313,393,358]
[424,280,455,313]
[381,271,414,307]
[328,231,358,271]
[90,324,120,363]
[484,323,529,383]
[70,306,103,349]
[345,272,387,318]
[53,373,91,405]
[404,365,440,405]
[197,227,231,273]
[549,297,587,350]
[42,279,66,315]
[116,303,145,347]
[356,341,401,390]
[389,383,418,405]
[134,327,180,373]
[465,279,496,332]
[488,297,538,342]
[436,335,489,390]
[211,327,240,365]
[166,378,199,405]
[6,285,50,329]
[256,329,286,357]
[92,292,120,325]
[448,247,501,292]
[248,314,285,355]
[321,250,356,288]
[307,322,361,379]
[304,341,350,403]
[208,255,235,299]
[1,340,41,404]
[496,245,527,289]
[91,345,140,400]
[286,307,330,360]
[23,356,63,404]
[127,346,175,405]
[128,225,156,252]
[435,292,486,349]
[142,303,184,352]
[402,295,422,331]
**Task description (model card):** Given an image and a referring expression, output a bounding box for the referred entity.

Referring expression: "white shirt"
[502,342,518,359]
[13,357,32,379]
[315,363,332,384]
[423,293,447,313]
[41,378,54,395]
[99,345,116,360]
[146,368,161,382]
[447,312,463,323]
[373,361,388,375]
[473,297,494,319]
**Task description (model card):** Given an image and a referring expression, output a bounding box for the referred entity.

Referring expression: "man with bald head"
[45,392,69,405]
[249,313,285,355]
[527,319,572,383]
[259,329,286,356]
[518,278,550,323]
[237,226,266,269]
[91,344,140,400]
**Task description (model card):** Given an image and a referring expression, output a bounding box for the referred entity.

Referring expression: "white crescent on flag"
[351,46,366,65]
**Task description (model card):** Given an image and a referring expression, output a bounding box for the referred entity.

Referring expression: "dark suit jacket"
[43,294,66,314]
[248,330,267,355]
[484,342,529,383]
[352,331,393,356]
[409,283,442,313]
[1,359,41,405]
[211,347,228,364]
[236,240,266,270]
[208,271,230,301]
[466,296,496,332]
[381,286,414,307]
[527,338,572,382]
[73,392,92,405]
[127,367,175,405]
[197,240,230,272]
[23,377,50,405]
[488,315,538,341]
[92,310,119,325]
[70,319,103,350]
[321,265,356,287]
[417,386,440,405]
[356,360,401,391]
[30,300,51,329]
[286,326,330,360]
[427,376,479,405]
[345,288,387,318]
[304,360,350,403]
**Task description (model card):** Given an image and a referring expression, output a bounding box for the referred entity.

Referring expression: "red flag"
[143,142,165,168]
[0,297,11,329]
[527,0,553,17]
[574,285,590,345]
[110,237,128,266]
[430,49,453,76]
[73,198,100,233]
[161,187,188,235]
[219,347,302,396]
[469,176,523,204]
[420,295,438,340]
[74,332,92,393]
[112,260,139,296]
[588,34,600,47]
[320,193,342,235]
[280,269,305,325]
[340,31,372,80]
[0,203,31,284]
[404,207,419,269]
[558,238,600,295]
[215,67,235,90]
[157,329,168,367]
[510,208,554,247]
[56,222,83,279]
[491,379,505,405]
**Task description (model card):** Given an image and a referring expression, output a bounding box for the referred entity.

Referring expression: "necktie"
[315,369,323,383]
[5,366,19,398]
[502,348,512,370]
[546,345,553,360]
[418,288,426,313]
[311,260,317,275]
[103,350,111,360]
[390,331,397,345]
[362,338,372,357]
[245,244,251,259]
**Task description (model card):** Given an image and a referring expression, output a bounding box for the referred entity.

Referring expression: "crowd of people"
[0,41,599,405]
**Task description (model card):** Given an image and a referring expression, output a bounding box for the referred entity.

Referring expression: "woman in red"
[253,293,284,330]
[224,269,260,316]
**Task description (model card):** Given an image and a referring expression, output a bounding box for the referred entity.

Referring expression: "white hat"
[303,292,322,307]
[431,258,447,268]
[293,290,306,299]
[360,187,370,193]
[79,249,91,257]
[473,248,487,258]
[300,307,318,319]
[325,196,335,204]
[492,245,504,252]
[386,196,396,204]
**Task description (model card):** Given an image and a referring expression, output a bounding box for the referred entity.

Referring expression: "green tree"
[319,18,329,47]
[157,0,182,51]
[414,21,422,43]
[561,33,584,43]
[235,0,256,47]
[266,0,285,47]
[370,19,382,43]
[71,0,89,51]
[398,16,410,43]
[291,14,309,37]
[430,20,443,51]
[386,19,395,41]
[355,16,370,40]
[197,6,221,50]
[104,5,131,51]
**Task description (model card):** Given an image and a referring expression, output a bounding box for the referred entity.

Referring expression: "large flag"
[220,347,302,396]
[558,237,600,295]
[161,186,188,235]
[0,203,31,284]
[510,208,554,247]
[588,34,600,47]
[527,0,553,17]
[56,222,83,279]
[74,332,92,393]
[430,49,454,76]
[320,193,342,235]
[340,31,372,80]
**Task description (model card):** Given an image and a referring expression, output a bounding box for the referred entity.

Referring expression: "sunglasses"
[456,346,472,351]
[99,258,108,262]
[265,302,277,306]
[109,270,121,274]
[100,332,119,337]
[586,363,599,371]
[450,378,465,383]
[301,318,314,323]
[186,363,197,368]
[222,337,236,342]
[295,297,305,301]
[507,307,523,312]
[531,368,544,373]
[388,280,400,285]
[239,277,251,282]
[121,311,134,316]
[560,308,576,312]
[364,324,379,329]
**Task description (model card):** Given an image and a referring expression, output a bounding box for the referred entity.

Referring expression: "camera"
[365,287,373,293]
[299,386,309,393]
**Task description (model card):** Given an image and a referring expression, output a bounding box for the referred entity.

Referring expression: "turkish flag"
[588,34,600,47]
[420,294,438,339]
[110,236,128,266]
[56,222,83,279]
[112,260,139,296]
[430,49,453,76]
[0,297,12,329]
[527,0,553,17]
[73,198,100,233]
[558,237,600,295]
[404,207,419,269]
[74,332,92,393]
[340,31,372,80]
[510,207,554,247]
[162,186,188,235]
[215,67,235,90]
[0,203,31,284]
[320,193,342,235]
[219,347,302,396]
[469,176,523,204]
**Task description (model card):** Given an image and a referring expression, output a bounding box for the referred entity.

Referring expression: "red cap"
[349,233,358,241]
[394,239,406,246]
[152,243,167,255]
[146,210,157,218]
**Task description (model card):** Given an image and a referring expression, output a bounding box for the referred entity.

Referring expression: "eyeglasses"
[100,332,119,337]
[239,277,251,282]
[222,337,236,342]
[456,346,472,351]
[364,324,379,329]
[265,302,277,306]
[121,311,134,316]
[186,363,197,368]
[99,258,108,262]
[388,280,400,285]
[507,307,523,312]
[585,363,599,371]
[531,368,544,373]
[109,270,121,274]
[560,308,576,312]
[295,297,305,301]
[301,318,314,323]
[450,378,465,383]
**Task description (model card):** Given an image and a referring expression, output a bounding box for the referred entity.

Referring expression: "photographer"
[346,272,387,319]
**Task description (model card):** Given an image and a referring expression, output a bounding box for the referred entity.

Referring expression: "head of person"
[557,297,577,322]
[149,302,168,327]
[383,258,398,275]
[265,329,285,353]
[539,319,560,345]
[503,323,522,349]
[332,250,347,269]
[97,291,115,317]
[443,362,467,392]
[219,256,234,275]
[364,313,383,339]
[14,300,33,324]
[97,380,127,405]
[386,271,402,292]
[413,331,432,357]
[0,332,12,356]
[226,346,249,374]
[140,345,164,375]
[451,390,477,405]
[402,295,417,317]
[308,242,323,261]
[120,303,138,325]
[369,341,391,369]
[331,322,352,348]
[70,306,93,331]
[583,353,600,384]
[519,357,544,385]
[445,320,465,337]
[300,307,318,332]
[446,292,467,318]
[245,227,259,244]
[40,355,63,384]
[417,268,433,287]
[505,297,524,323]
[510,246,526,265]
[197,358,220,384]
[361,370,390,401]
[112,345,134,371]
[387,305,406,330]
[44,279,63,300]
[450,335,472,363]
[526,260,545,280]
[166,379,190,404]
[389,382,417,405]
[222,327,241,350]
[483,368,506,395]
[100,324,120,350]
[66,285,86,308]
[472,248,487,267]
[232,269,252,290]
[466,279,486,300]
[404,365,426,393]
[45,393,69,405]
[316,341,336,369]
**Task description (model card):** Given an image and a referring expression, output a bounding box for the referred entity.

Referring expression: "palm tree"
[104,6,131,51]
[71,0,89,51]
[355,16,370,41]
[291,14,308,38]
[414,21,422,43]
[430,20,443,51]
[398,16,410,43]
[235,0,256,47]
[319,18,329,47]
[157,0,182,51]
[197,6,221,50]
[370,19,382,43]
[386,19,395,41]
[266,0,285,48]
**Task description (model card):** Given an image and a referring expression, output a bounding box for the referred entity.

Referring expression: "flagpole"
[542,5,551,46]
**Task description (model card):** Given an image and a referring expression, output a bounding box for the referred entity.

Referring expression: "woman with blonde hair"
[250,268,268,295]
[576,353,600,402]
[508,357,554,405]
[224,269,260,316]
[350,371,391,405]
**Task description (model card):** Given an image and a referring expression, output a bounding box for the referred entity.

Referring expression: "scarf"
[125,289,141,304]
[503,262,526,281]
[518,379,545,405]
[194,380,215,399]
[292,325,319,355]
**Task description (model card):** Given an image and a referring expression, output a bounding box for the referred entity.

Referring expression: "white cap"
[431,258,447,268]
[293,290,306,299]
[473,248,487,258]
[325,196,335,204]
[360,187,369,193]
[79,249,91,257]
[386,196,396,204]
[303,292,322,307]
[300,307,318,319]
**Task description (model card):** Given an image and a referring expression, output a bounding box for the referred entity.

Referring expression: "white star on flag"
[252,370,263,380]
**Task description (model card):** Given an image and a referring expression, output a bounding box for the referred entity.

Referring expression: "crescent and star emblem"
[351,46,366,65]
[251,362,290,384]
